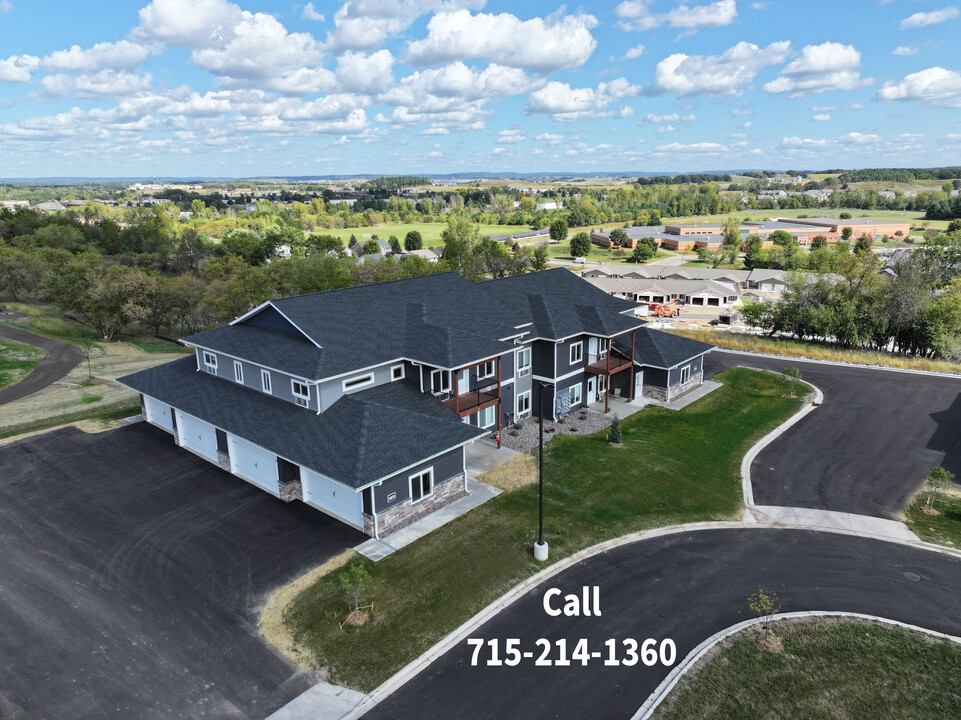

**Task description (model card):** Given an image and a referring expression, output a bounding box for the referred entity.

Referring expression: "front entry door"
[587,377,595,402]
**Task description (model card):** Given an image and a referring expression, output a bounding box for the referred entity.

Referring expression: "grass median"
[670,329,961,375]
[905,490,961,549]
[282,367,808,690]
[0,337,46,391]
[653,618,961,720]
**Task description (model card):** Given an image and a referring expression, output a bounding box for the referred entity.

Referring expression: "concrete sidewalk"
[355,478,502,561]
[745,504,920,543]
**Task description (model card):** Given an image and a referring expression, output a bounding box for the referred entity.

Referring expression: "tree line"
[0,208,548,342]
[741,229,961,359]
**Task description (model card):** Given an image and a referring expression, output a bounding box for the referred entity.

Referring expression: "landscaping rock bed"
[500,409,616,454]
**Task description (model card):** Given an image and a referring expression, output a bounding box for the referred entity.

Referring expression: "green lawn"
[654,619,961,720]
[905,490,961,549]
[0,337,46,391]
[284,368,807,691]
[314,222,526,247]
[0,402,141,440]
[682,260,745,269]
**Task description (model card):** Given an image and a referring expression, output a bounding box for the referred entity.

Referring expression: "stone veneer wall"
[643,370,703,403]
[279,479,303,503]
[216,451,231,472]
[363,474,466,537]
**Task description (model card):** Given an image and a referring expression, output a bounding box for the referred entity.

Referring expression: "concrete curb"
[632,611,961,720]
[737,368,825,507]
[714,347,961,379]
[343,521,961,719]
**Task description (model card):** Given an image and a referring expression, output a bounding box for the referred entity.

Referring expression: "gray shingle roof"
[119,357,485,489]
[184,269,649,379]
[616,329,714,369]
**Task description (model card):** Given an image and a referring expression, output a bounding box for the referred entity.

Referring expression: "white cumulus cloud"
[42,41,151,73]
[406,9,599,72]
[876,66,961,106]
[647,40,790,97]
[764,42,871,96]
[0,54,39,83]
[893,45,919,55]
[900,6,959,28]
[301,3,324,21]
[615,0,737,31]
[525,78,642,121]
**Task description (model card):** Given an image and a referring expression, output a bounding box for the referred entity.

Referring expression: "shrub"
[607,414,622,443]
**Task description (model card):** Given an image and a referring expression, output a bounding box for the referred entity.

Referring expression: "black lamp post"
[534,381,551,561]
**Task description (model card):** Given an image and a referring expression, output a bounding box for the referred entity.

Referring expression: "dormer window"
[292,380,310,407]
[202,351,217,374]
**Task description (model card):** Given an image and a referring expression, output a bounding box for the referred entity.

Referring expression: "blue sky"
[0,0,959,177]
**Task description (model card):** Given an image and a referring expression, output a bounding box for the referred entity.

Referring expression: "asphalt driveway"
[0,315,82,405]
[0,422,364,719]
[366,528,961,720]
[706,351,961,519]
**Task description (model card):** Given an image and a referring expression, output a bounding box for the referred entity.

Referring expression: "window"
[569,383,582,408]
[477,360,495,379]
[391,364,405,381]
[430,369,451,393]
[569,341,583,365]
[516,391,531,418]
[343,373,375,391]
[291,380,310,407]
[516,347,531,377]
[479,405,496,428]
[202,351,217,374]
[409,467,434,504]
[680,365,691,385]
[233,361,244,384]
[261,369,272,394]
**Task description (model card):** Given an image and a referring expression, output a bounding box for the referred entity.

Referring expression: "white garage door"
[302,469,364,528]
[143,395,174,432]
[177,412,218,462]
[227,435,279,494]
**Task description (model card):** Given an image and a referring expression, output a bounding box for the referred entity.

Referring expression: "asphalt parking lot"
[0,422,364,719]
[707,352,961,519]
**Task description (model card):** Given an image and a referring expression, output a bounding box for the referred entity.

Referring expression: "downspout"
[463,446,470,495]
[316,382,322,414]
[372,505,380,539]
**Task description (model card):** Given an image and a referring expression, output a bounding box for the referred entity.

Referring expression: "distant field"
[314,222,529,246]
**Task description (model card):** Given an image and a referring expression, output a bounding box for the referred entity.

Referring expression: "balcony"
[584,353,633,375]
[442,389,500,417]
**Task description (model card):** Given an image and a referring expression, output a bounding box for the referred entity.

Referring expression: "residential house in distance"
[582,263,788,296]
[119,269,712,538]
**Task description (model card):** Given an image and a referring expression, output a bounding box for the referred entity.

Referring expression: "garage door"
[143,395,174,432]
[302,469,364,528]
[227,435,279,494]
[177,412,218,462]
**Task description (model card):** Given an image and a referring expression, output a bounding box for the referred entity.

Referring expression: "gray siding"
[556,336,588,375]
[532,382,555,419]
[318,362,404,411]
[644,367,668,387]
[244,305,300,334]
[667,354,703,386]
[373,447,464,512]
[532,340,554,378]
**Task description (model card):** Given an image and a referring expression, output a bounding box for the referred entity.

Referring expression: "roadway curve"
[0,315,82,406]
[705,351,961,519]
[364,528,961,720]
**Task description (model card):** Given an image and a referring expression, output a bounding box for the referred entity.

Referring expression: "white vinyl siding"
[233,361,243,383]
[569,342,583,365]
[291,379,310,407]
[261,369,272,394]
[202,351,217,374]
[409,467,434,504]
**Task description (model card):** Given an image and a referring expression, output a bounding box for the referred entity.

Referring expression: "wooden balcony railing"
[442,389,499,417]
